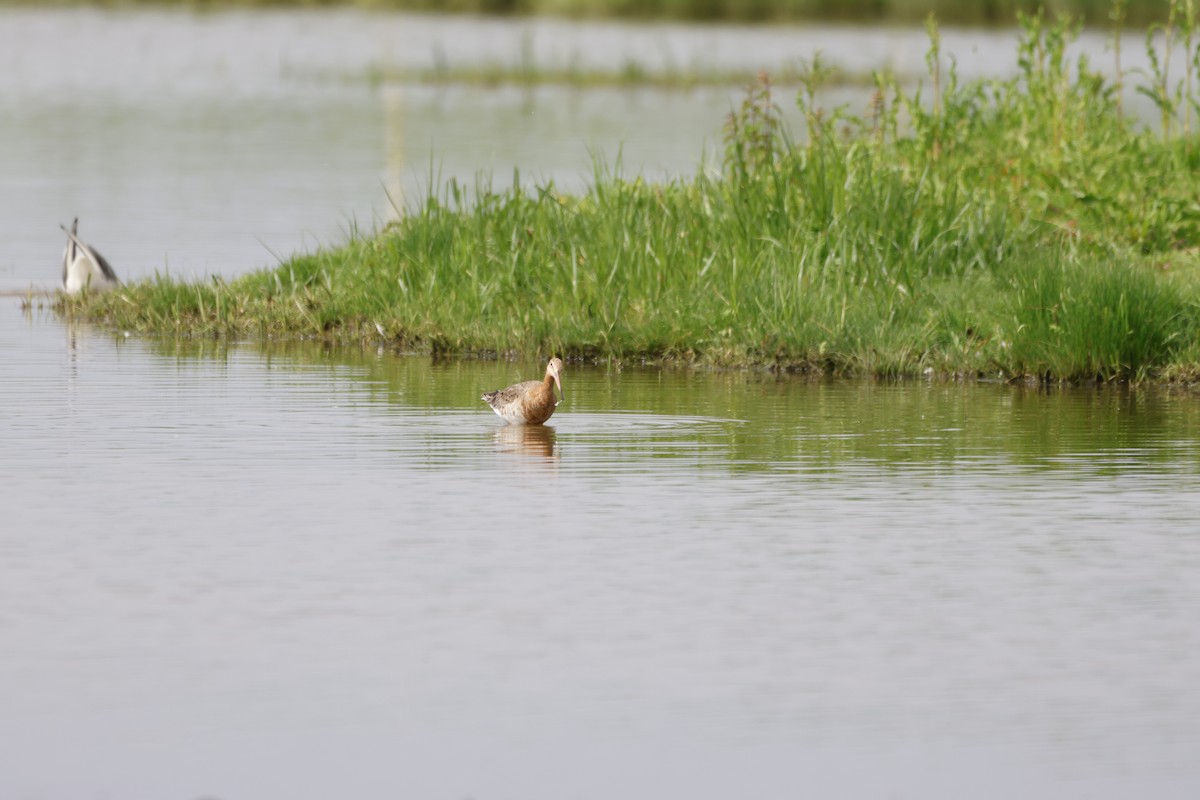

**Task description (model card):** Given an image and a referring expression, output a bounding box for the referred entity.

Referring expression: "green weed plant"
[63,8,1200,382]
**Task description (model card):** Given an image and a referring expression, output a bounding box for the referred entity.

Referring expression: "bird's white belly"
[492,404,528,424]
[64,256,116,294]
[63,257,91,294]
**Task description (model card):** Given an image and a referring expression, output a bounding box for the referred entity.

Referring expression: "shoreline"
[53,15,1200,385]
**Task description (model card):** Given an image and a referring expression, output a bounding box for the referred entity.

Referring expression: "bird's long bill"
[553,373,564,406]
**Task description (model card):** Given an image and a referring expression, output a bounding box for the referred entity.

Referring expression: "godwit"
[61,218,120,294]
[482,358,564,425]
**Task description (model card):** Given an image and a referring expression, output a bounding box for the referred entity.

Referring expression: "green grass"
[61,10,1200,383]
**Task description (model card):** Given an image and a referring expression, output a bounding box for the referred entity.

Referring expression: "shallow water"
[3,303,1200,799]
[4,8,1200,797]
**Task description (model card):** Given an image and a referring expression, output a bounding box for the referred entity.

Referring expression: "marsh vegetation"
[61,8,1200,382]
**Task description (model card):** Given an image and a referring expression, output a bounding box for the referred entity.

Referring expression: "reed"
[62,10,1200,383]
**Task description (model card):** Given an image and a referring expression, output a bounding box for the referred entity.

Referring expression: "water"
[3,8,1200,798]
[3,303,1200,799]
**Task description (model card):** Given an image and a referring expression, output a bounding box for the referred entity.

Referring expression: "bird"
[61,218,120,294]
[482,358,565,425]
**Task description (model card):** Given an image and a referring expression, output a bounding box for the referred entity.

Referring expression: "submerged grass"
[63,9,1200,382]
[352,58,885,90]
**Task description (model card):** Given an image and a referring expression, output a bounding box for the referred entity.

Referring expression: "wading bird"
[482,358,565,425]
[61,219,120,294]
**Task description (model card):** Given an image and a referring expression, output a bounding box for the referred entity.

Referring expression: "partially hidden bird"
[481,358,565,425]
[61,218,120,294]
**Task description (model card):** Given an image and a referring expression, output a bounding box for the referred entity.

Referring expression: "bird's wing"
[485,380,538,408]
[90,247,120,282]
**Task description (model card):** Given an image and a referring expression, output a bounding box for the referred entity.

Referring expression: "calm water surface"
[3,304,1200,799]
[3,8,1200,798]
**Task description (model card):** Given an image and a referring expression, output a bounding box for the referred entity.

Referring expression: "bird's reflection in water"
[492,423,558,461]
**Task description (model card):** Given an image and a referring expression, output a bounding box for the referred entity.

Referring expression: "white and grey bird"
[61,218,120,294]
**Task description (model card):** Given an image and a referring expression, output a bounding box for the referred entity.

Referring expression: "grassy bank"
[62,12,1200,382]
[4,0,1177,28]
